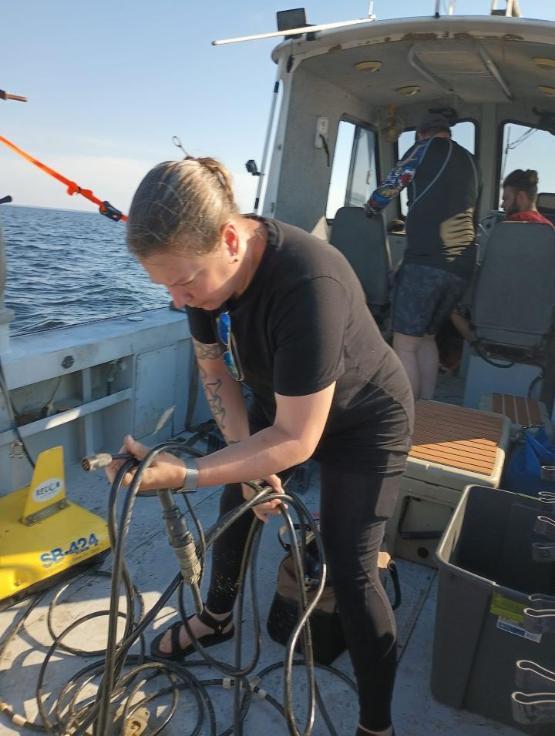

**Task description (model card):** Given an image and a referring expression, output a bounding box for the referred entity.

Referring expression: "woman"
[116,157,414,736]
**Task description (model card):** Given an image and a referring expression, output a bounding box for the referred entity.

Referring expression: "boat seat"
[329,206,392,326]
[472,221,555,355]
[471,221,555,409]
[538,192,555,226]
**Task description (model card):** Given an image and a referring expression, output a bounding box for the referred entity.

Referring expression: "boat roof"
[271,15,555,110]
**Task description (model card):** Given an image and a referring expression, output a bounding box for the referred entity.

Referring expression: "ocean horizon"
[0,204,168,336]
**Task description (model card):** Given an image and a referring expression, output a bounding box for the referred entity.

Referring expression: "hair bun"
[525,169,539,186]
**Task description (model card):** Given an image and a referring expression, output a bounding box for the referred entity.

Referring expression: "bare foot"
[157,609,232,655]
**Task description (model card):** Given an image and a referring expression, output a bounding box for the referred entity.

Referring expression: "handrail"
[0,388,132,443]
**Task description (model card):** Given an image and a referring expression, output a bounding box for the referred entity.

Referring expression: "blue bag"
[502,427,555,496]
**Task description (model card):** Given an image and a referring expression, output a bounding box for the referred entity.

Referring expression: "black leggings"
[206,462,404,732]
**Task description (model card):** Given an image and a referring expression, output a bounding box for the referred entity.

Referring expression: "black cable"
[471,340,515,368]
[0,352,35,468]
[90,442,278,733]
[96,458,143,734]
[281,499,319,735]
[1,435,357,735]
[0,595,45,732]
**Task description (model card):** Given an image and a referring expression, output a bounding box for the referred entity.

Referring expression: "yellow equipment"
[0,446,110,609]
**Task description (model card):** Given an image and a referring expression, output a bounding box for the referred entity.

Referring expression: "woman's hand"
[105,435,186,492]
[241,473,286,523]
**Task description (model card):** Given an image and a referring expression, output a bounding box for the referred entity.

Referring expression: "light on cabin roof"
[534,57,555,70]
[538,85,555,96]
[354,60,382,72]
[397,85,421,96]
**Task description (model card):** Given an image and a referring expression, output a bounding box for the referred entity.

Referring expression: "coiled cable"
[0,435,357,735]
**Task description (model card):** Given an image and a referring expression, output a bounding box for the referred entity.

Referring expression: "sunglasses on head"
[216,311,244,382]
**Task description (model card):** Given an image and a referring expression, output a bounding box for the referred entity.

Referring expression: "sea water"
[0,205,168,335]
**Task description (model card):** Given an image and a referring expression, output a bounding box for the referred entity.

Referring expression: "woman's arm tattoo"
[193,339,223,360]
[192,340,243,442]
[198,363,227,433]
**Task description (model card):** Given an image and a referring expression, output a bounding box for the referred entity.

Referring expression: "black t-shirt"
[405,138,479,280]
[187,218,414,469]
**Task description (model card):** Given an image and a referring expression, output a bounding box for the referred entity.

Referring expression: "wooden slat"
[490,392,544,427]
[409,401,504,477]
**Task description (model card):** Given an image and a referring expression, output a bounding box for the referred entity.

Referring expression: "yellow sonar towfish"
[0,446,110,608]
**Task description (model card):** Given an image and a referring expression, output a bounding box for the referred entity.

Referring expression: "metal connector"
[81,452,133,472]
[158,490,201,585]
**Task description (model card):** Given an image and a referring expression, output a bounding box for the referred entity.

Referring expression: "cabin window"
[326,120,378,219]
[500,122,555,208]
[397,120,477,216]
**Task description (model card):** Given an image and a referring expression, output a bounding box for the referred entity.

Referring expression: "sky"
[1,0,554,214]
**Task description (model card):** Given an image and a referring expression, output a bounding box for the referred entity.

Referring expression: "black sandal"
[150,609,234,661]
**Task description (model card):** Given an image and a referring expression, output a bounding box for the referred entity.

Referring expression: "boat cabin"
[258,7,555,411]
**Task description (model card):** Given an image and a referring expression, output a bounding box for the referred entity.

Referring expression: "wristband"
[182,458,200,491]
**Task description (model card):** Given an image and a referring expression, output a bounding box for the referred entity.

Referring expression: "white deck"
[0,459,522,735]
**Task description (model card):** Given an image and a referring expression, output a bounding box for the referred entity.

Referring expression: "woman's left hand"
[242,473,286,523]
[105,435,186,492]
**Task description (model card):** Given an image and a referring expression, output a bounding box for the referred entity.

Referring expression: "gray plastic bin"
[432,484,555,733]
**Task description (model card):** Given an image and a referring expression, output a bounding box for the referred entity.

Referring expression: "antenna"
[212,13,376,46]
[490,0,521,16]
[434,0,457,15]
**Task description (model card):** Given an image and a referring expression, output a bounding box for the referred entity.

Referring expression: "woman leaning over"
[112,157,414,736]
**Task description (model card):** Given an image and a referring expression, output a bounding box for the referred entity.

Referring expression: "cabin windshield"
[500,122,555,207]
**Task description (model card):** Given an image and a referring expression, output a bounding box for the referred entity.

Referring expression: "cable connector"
[254,687,268,700]
[123,707,150,735]
[160,493,202,585]
[173,531,202,585]
[81,452,133,471]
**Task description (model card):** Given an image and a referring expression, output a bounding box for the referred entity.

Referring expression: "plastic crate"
[432,484,555,733]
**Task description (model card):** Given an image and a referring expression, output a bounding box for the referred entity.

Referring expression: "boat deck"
[0,454,521,735]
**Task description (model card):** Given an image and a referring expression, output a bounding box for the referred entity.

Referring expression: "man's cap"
[417,113,452,134]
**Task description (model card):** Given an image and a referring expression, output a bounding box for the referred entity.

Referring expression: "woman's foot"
[151,608,233,660]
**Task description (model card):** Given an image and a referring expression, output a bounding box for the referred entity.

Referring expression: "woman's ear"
[222,222,240,261]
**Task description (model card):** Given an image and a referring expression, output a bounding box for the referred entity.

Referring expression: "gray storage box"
[432,484,555,733]
[386,401,510,565]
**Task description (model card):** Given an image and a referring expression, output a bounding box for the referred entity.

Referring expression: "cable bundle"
[0,437,356,735]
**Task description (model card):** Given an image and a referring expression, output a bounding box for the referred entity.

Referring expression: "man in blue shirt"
[366,113,479,399]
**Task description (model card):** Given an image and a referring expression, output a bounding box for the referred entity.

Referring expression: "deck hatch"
[410,400,506,476]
